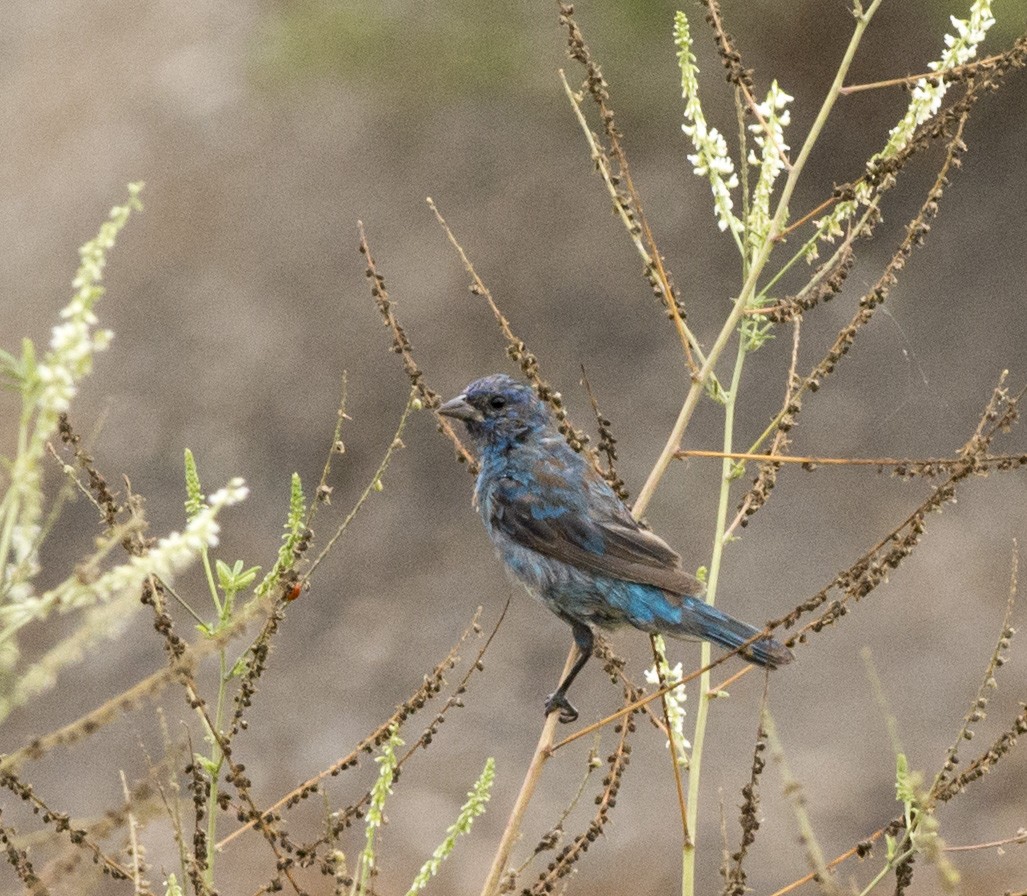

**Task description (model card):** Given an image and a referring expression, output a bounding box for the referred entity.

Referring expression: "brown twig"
[479,648,579,896]
[557,2,702,376]
[677,449,1027,473]
[767,834,882,896]
[359,219,477,470]
[928,543,1019,807]
[701,0,793,172]
[720,682,769,896]
[839,46,1026,95]
[757,245,855,322]
[0,770,135,884]
[943,828,1027,853]
[218,604,496,853]
[652,638,691,846]
[579,366,628,499]
[426,197,591,452]
[526,706,635,893]
[722,319,802,533]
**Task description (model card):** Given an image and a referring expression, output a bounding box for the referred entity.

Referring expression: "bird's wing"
[488,465,705,598]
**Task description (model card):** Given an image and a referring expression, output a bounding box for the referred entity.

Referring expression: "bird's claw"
[544,692,579,724]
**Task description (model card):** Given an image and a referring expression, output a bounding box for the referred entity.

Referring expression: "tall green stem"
[682,331,749,896]
[204,647,229,884]
[201,544,227,884]
[679,13,884,891]
[0,411,34,596]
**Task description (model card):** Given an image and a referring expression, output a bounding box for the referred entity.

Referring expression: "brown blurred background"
[2,1,1026,894]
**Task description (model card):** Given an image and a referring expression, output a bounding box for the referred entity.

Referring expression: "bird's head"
[438,374,552,449]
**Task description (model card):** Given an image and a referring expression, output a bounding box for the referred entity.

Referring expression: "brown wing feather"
[490,484,705,599]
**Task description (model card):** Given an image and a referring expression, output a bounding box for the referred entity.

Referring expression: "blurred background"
[2,1,1026,893]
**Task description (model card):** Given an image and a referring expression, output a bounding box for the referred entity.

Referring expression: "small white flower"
[746,80,793,261]
[646,636,692,763]
[816,0,994,240]
[675,12,743,240]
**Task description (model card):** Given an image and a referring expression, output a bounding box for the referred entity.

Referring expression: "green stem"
[204,647,230,884]
[0,411,34,596]
[201,546,221,616]
[0,493,20,597]
[857,843,915,896]
[666,12,887,889]
[200,543,226,883]
[682,330,748,896]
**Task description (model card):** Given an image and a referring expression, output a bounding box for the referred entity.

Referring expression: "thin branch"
[722,318,802,535]
[839,47,1024,95]
[526,707,635,893]
[677,449,1027,472]
[217,604,496,852]
[305,389,418,580]
[652,639,691,845]
[928,542,1019,807]
[557,4,702,376]
[359,220,477,469]
[558,71,703,375]
[943,828,1027,853]
[426,197,592,452]
[479,648,579,896]
[767,834,882,896]
[701,0,793,171]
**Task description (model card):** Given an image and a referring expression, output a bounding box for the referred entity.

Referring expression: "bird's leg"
[544,621,594,724]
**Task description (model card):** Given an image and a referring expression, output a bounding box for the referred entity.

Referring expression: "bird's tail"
[662,595,793,669]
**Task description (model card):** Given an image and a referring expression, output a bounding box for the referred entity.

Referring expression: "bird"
[439,374,792,723]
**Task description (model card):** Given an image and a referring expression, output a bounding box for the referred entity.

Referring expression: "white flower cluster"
[0,478,248,632]
[675,12,743,240]
[817,1,995,240]
[35,300,114,418]
[883,0,995,159]
[1,185,143,620]
[746,80,794,261]
[645,635,692,766]
[35,183,141,431]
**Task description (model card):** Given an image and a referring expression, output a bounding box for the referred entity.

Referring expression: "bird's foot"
[544,691,579,724]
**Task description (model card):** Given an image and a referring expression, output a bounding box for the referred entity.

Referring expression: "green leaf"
[216,559,260,594]
[163,873,184,896]
[895,752,915,806]
[194,754,220,778]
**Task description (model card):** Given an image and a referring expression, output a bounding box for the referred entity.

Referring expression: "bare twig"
[359,220,477,469]
[677,449,1027,474]
[557,3,701,375]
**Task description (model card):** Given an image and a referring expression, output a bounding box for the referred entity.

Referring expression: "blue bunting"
[440,374,792,722]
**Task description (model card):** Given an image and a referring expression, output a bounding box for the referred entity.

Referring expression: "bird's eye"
[489,395,507,410]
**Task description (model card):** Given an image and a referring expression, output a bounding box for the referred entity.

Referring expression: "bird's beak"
[438,394,484,423]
